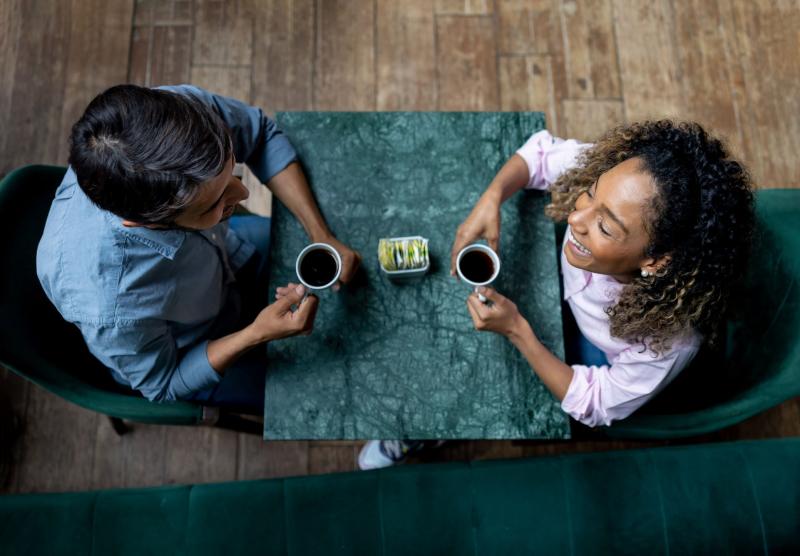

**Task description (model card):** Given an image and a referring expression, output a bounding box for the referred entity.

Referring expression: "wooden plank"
[435,0,493,15]
[562,98,624,141]
[1,0,70,174]
[315,0,376,110]
[90,417,127,490]
[251,0,314,113]
[134,0,193,26]
[613,0,683,122]
[499,55,559,135]
[237,437,309,480]
[14,387,98,493]
[672,0,742,159]
[560,0,621,99]
[436,15,498,110]
[722,0,800,187]
[190,66,252,102]
[495,0,538,55]
[308,442,358,475]
[58,0,135,162]
[149,25,193,85]
[163,426,238,485]
[127,25,152,86]
[0,0,22,176]
[120,424,168,488]
[192,0,253,67]
[376,0,437,110]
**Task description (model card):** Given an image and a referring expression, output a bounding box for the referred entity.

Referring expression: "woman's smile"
[567,229,592,258]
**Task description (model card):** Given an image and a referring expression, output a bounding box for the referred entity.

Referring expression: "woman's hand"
[450,192,502,276]
[465,287,528,338]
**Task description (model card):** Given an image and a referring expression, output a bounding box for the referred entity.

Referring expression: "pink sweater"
[516,130,702,427]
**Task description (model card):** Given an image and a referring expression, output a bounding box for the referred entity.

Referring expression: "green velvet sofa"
[1,438,798,555]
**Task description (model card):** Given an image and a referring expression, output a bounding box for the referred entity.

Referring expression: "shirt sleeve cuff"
[174,340,221,399]
[561,364,611,428]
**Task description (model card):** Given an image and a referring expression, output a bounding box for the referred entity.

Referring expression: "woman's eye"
[598,220,611,236]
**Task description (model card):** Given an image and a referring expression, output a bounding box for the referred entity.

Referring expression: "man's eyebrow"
[593,178,629,235]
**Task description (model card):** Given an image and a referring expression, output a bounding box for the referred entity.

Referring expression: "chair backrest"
[0,165,201,424]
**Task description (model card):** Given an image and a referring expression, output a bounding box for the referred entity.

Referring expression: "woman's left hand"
[466,287,527,337]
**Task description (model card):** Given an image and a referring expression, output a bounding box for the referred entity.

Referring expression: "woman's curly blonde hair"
[547,121,755,354]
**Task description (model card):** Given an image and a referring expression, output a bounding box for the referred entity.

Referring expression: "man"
[36,84,360,412]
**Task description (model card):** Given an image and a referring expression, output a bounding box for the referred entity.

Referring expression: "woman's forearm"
[507,316,574,401]
[484,154,531,205]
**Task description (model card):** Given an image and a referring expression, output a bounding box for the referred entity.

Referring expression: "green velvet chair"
[1,437,798,555]
[605,189,800,438]
[0,165,249,431]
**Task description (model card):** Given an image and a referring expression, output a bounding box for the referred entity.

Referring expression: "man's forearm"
[206,326,262,375]
[507,317,574,401]
[266,162,331,241]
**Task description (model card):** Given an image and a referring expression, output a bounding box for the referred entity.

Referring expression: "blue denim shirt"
[36,85,297,402]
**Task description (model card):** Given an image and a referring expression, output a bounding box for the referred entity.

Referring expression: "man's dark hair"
[69,85,232,224]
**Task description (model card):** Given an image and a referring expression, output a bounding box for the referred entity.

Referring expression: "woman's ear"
[641,254,671,277]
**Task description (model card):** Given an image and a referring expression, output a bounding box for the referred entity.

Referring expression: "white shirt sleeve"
[515,130,592,191]
[561,341,700,427]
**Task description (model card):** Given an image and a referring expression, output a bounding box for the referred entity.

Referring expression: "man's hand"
[450,193,502,276]
[248,283,319,342]
[465,287,527,338]
[313,234,361,291]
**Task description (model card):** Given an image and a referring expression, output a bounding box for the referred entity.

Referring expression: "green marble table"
[264,112,570,440]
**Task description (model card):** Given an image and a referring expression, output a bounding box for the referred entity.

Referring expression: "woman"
[359,120,754,469]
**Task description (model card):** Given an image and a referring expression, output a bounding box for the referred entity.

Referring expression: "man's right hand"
[248,283,319,342]
[450,193,502,276]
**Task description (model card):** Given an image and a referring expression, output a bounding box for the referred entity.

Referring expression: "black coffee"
[299,248,338,287]
[459,250,495,283]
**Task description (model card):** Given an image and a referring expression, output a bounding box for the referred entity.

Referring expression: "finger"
[465,298,483,328]
[467,292,492,320]
[272,284,306,313]
[295,293,319,326]
[450,234,469,277]
[476,286,500,302]
[486,235,500,252]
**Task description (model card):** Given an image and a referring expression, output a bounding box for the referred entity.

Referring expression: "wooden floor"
[1,0,799,493]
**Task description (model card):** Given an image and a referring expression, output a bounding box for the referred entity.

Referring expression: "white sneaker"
[358,440,444,470]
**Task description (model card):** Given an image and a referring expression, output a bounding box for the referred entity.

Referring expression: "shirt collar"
[106,211,187,260]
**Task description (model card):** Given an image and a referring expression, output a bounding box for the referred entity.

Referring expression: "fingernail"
[478,286,486,293]
[295,285,304,294]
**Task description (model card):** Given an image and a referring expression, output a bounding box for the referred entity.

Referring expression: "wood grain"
[499,55,558,133]
[562,98,624,140]
[193,0,253,67]
[436,15,498,110]
[376,0,437,110]
[315,0,376,110]
[251,0,315,113]
[560,0,621,99]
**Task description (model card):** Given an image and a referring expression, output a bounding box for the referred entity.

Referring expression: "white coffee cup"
[456,243,500,303]
[295,243,342,293]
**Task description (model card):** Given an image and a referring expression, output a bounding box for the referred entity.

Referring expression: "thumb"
[477,286,499,302]
[272,284,306,312]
